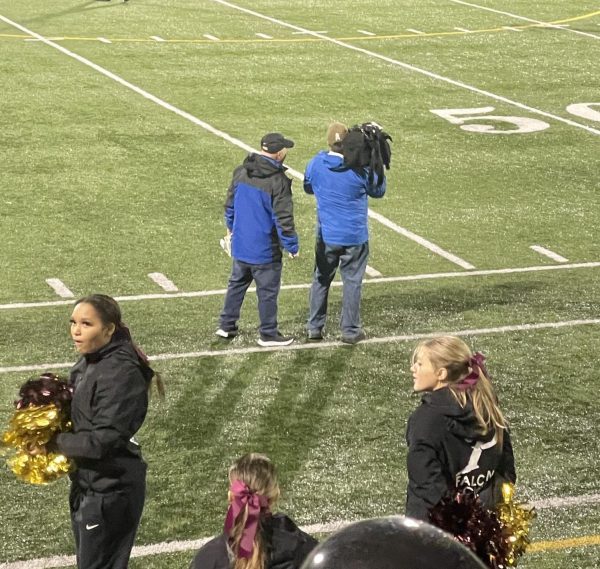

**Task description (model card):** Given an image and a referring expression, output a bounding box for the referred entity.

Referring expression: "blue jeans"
[307,240,369,336]
[220,259,282,337]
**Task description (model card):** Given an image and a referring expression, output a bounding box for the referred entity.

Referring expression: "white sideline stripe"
[530,246,569,263]
[255,32,272,39]
[0,14,466,269]
[147,272,179,292]
[97,37,111,44]
[2,261,599,311]
[448,0,600,40]
[208,0,600,136]
[357,29,376,36]
[406,28,425,34]
[203,34,220,41]
[368,210,474,269]
[2,318,600,375]
[150,35,165,42]
[44,279,74,299]
[4,497,600,569]
[365,265,383,278]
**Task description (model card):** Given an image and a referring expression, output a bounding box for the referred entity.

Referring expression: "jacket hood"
[243,153,285,178]
[422,387,494,443]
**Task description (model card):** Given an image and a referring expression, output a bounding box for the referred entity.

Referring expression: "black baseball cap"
[260,132,295,153]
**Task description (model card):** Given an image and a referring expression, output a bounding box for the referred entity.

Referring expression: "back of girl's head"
[229,453,280,506]
[227,454,280,569]
[413,336,507,439]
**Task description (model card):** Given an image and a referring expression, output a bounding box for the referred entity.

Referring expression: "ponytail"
[414,337,507,445]
[225,454,280,569]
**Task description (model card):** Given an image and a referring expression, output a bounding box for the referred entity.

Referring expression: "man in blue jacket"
[217,133,299,347]
[304,123,386,344]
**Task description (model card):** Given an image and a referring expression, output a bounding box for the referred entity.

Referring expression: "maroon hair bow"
[455,352,488,391]
[224,480,270,558]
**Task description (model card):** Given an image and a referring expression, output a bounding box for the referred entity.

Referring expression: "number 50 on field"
[431,103,600,134]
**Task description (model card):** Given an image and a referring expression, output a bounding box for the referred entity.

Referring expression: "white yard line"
[1,261,599,311]
[365,265,383,278]
[150,35,165,42]
[147,272,179,292]
[2,318,599,375]
[530,246,569,263]
[97,37,112,44]
[502,26,523,32]
[448,0,600,40]
[255,32,272,39]
[454,27,472,32]
[357,29,376,36]
[44,279,74,299]
[202,34,220,41]
[3,495,600,568]
[368,211,474,269]
[207,0,600,136]
[0,14,471,270]
[406,28,425,34]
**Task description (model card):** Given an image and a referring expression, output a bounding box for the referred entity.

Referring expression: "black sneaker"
[257,334,294,347]
[216,328,238,339]
[307,329,323,341]
[341,330,366,345]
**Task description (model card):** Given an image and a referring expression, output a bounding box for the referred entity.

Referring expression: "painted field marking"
[1,261,599,312]
[2,318,600,375]
[97,37,112,44]
[147,272,179,292]
[406,28,425,34]
[503,26,523,32]
[368,211,474,269]
[0,14,472,271]
[448,0,600,40]
[150,35,166,42]
[292,30,328,34]
[203,34,220,41]
[45,279,74,299]
[357,29,376,36]
[454,27,472,32]
[208,0,600,136]
[255,32,272,39]
[365,265,383,278]
[3,497,600,568]
[530,246,568,263]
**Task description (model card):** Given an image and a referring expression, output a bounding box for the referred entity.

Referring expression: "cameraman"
[303,122,387,344]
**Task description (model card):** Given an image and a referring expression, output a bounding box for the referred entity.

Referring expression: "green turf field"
[1,0,599,567]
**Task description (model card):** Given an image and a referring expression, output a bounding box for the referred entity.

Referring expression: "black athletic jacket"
[405,387,516,521]
[189,513,318,569]
[53,336,152,492]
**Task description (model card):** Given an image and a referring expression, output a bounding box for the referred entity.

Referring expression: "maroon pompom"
[429,489,511,569]
[15,373,73,410]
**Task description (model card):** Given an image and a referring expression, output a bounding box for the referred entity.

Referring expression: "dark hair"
[74,294,165,398]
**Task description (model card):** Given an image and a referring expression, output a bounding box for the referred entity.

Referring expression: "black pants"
[69,476,146,569]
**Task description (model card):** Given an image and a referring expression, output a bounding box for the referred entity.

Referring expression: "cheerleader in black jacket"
[405,336,515,521]
[190,453,317,569]
[36,294,162,569]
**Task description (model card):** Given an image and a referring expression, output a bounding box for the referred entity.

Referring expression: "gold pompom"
[496,483,537,566]
[1,403,73,484]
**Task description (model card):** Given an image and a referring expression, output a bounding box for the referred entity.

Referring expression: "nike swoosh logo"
[86,524,100,530]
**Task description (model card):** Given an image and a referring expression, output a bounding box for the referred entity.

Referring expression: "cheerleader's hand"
[26,443,47,456]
